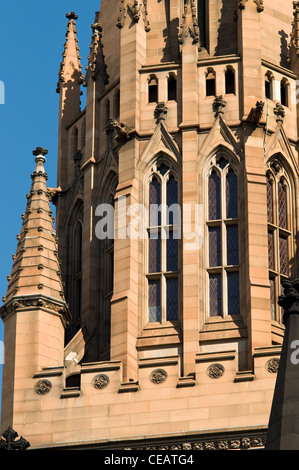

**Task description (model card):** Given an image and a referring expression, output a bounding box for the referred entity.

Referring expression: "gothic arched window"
[225,66,235,95]
[72,216,83,328]
[97,176,117,359]
[280,78,289,108]
[266,160,292,322]
[147,160,180,324]
[197,0,206,48]
[207,156,240,318]
[168,73,177,102]
[265,71,274,100]
[148,75,159,103]
[206,68,216,97]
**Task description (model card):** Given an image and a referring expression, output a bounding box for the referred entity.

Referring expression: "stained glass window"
[226,170,238,219]
[148,280,161,323]
[209,274,222,317]
[279,236,288,276]
[167,175,178,225]
[209,171,221,220]
[278,181,287,230]
[267,163,292,323]
[149,234,161,273]
[268,231,274,271]
[167,231,178,272]
[227,272,240,315]
[270,277,276,320]
[167,278,178,321]
[149,177,161,226]
[207,159,240,318]
[147,162,179,324]
[227,225,239,266]
[267,177,273,224]
[209,226,221,267]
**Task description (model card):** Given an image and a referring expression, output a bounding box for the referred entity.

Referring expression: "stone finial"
[66,11,78,21]
[274,102,285,123]
[213,96,226,116]
[33,147,48,161]
[154,102,168,123]
[0,427,30,451]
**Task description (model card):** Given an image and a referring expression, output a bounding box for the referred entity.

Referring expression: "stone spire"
[266,278,299,449]
[56,12,83,93]
[1,148,68,318]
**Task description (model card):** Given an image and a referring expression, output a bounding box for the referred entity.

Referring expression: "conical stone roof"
[1,148,69,318]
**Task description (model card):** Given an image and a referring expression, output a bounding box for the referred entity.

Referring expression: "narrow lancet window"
[147,162,180,324]
[207,158,240,318]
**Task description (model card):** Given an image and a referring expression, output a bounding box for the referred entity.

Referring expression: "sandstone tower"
[1,0,299,450]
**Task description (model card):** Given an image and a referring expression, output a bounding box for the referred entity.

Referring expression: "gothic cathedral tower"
[1,0,299,450]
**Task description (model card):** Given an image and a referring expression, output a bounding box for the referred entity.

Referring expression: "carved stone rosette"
[207,363,225,379]
[34,379,52,395]
[150,369,168,384]
[266,358,280,374]
[93,374,110,390]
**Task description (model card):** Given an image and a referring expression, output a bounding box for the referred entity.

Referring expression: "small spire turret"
[56,12,83,94]
[1,148,69,320]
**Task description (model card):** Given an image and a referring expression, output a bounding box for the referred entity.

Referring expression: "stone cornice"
[0,294,70,325]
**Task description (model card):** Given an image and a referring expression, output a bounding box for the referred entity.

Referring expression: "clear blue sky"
[0,0,101,421]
